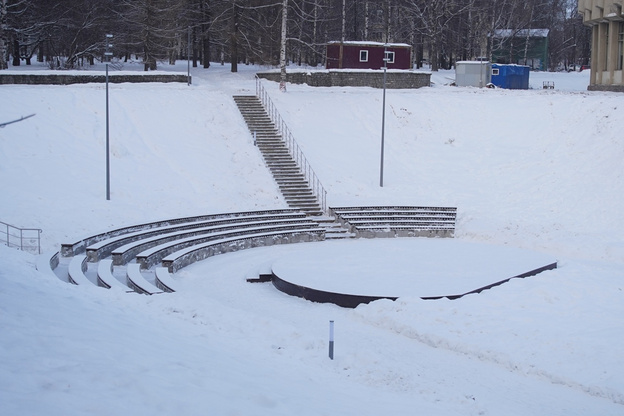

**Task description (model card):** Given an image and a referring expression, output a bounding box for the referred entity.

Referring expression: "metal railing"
[255,76,328,214]
[1,221,42,254]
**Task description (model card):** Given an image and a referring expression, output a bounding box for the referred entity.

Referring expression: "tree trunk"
[201,0,210,68]
[0,0,7,70]
[279,0,288,92]
[230,2,238,72]
[12,38,19,66]
[192,27,198,67]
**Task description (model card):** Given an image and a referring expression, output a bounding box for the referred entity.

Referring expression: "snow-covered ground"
[1,61,623,415]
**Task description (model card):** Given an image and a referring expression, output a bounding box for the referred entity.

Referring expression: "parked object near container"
[455,61,492,88]
[491,64,530,90]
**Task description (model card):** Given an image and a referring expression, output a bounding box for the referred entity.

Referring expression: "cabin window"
[359,50,368,62]
[384,51,395,64]
[492,68,500,76]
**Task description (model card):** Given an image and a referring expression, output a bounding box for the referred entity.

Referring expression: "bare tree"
[0,0,8,69]
[403,0,470,70]
[116,0,184,71]
[0,0,592,72]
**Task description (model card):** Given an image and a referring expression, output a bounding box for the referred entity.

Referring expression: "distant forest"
[0,0,590,71]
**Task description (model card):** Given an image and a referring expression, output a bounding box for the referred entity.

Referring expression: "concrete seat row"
[69,256,174,295]
[61,209,304,257]
[42,206,456,297]
[162,228,325,273]
[87,213,309,262]
[136,221,321,270]
[52,209,325,295]
[329,206,457,238]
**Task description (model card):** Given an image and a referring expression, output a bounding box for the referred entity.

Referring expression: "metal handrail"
[1,220,42,254]
[255,76,328,214]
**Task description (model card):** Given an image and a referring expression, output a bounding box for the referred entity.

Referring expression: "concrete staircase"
[233,95,325,216]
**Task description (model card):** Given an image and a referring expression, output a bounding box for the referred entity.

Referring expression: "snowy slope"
[1,62,623,416]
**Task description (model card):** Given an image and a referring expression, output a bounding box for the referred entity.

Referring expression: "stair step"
[281,188,314,194]
[268,163,297,168]
[285,194,316,199]
[278,183,310,188]
[267,160,297,166]
[284,195,315,200]
[257,144,286,149]
[289,203,322,209]
[263,151,291,156]
[235,94,325,216]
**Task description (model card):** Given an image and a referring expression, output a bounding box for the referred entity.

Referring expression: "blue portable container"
[491,64,530,89]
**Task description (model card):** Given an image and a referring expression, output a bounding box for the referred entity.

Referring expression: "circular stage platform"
[269,239,557,308]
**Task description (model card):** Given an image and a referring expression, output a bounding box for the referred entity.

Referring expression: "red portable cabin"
[326,41,412,70]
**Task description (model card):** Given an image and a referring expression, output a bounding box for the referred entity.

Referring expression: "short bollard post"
[253,130,257,146]
[329,320,335,360]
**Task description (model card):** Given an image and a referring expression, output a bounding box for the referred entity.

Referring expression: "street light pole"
[380,45,389,187]
[105,34,113,200]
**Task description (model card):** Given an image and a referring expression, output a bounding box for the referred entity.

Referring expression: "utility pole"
[105,34,113,200]
[380,45,389,187]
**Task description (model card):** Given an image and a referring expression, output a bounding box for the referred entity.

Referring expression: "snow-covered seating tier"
[105,214,310,264]
[161,228,325,273]
[67,255,91,286]
[136,221,323,270]
[97,259,133,292]
[110,217,314,267]
[126,263,163,295]
[42,206,456,296]
[61,209,304,257]
[329,206,457,238]
[46,209,325,295]
[155,267,177,293]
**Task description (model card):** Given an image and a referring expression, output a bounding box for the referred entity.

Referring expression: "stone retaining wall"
[257,70,431,89]
[0,73,188,85]
[588,84,624,93]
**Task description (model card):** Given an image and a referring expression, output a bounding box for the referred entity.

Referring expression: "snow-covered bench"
[352,225,455,238]
[97,259,133,292]
[36,251,60,280]
[126,263,162,295]
[84,211,308,262]
[330,206,457,238]
[136,222,322,270]
[155,267,177,293]
[67,255,92,286]
[61,209,304,257]
[110,217,313,266]
[161,228,325,273]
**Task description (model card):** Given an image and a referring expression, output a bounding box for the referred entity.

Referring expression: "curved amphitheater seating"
[126,263,163,295]
[134,221,321,270]
[41,206,456,296]
[45,209,330,295]
[67,255,91,286]
[161,228,324,273]
[155,267,177,293]
[110,217,310,266]
[97,259,133,292]
[61,209,304,257]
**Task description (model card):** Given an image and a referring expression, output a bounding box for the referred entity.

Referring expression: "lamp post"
[380,44,389,187]
[104,34,113,200]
